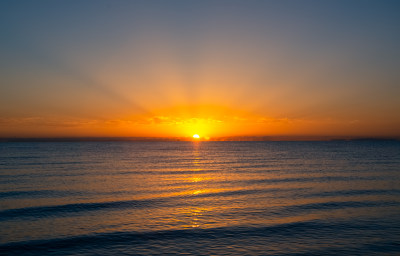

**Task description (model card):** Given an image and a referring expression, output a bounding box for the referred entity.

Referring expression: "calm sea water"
[0,141,399,255]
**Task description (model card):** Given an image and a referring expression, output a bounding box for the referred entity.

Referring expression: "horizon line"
[1,136,399,142]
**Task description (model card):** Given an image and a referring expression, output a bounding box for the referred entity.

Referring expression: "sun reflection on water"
[184,143,209,228]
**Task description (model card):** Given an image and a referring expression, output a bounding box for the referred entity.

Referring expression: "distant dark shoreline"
[1,136,398,142]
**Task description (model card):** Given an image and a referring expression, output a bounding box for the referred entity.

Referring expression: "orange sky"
[1,1,399,139]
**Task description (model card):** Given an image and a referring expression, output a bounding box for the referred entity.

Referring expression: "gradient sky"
[1,0,399,138]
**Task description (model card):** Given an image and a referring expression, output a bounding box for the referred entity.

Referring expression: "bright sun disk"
[193,134,200,139]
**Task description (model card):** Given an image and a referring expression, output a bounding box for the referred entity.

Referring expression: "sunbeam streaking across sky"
[0,0,399,139]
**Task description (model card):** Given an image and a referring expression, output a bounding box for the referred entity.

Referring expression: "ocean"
[1,141,399,255]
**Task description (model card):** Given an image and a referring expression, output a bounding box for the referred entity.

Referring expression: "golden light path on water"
[2,141,400,255]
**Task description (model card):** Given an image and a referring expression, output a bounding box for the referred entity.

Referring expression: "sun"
[192,134,200,139]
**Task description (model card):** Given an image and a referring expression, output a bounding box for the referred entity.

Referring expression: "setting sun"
[193,134,200,139]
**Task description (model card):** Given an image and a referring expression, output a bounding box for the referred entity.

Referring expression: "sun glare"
[193,134,200,139]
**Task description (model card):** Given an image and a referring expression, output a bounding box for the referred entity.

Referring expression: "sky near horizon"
[1,0,399,138]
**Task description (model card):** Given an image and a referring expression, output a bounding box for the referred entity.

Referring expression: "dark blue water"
[1,141,399,255]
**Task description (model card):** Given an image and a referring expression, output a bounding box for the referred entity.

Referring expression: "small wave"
[309,189,400,198]
[281,200,400,213]
[0,221,348,253]
[245,175,392,185]
[1,220,397,255]
[192,187,305,199]
[0,187,295,220]
[0,190,59,198]
[0,198,165,221]
[4,189,396,221]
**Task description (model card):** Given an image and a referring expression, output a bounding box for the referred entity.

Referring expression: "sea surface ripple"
[1,141,399,255]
